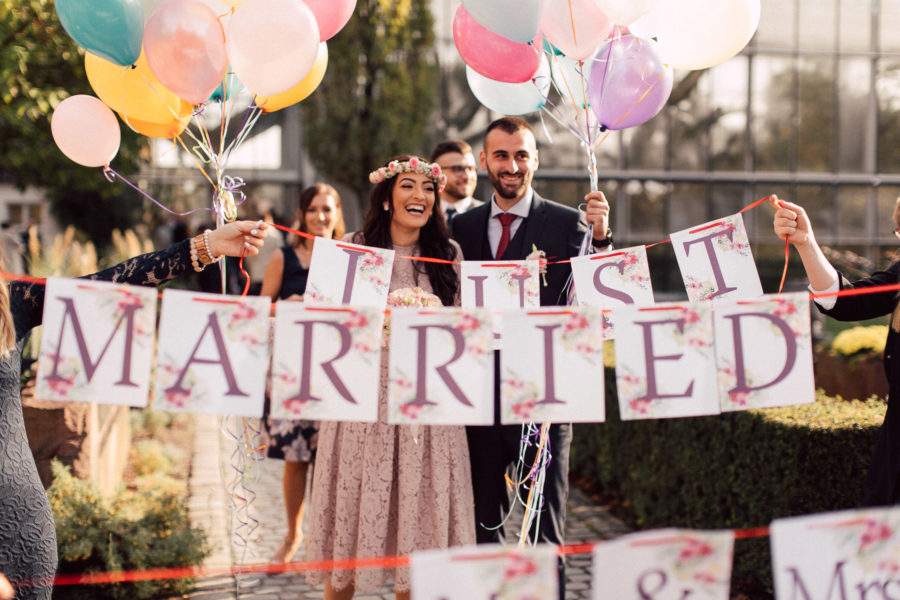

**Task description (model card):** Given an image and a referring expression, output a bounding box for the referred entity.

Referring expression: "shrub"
[830,325,888,358]
[570,369,884,593]
[48,461,209,600]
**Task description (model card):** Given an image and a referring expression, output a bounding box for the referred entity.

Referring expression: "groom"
[450,116,611,599]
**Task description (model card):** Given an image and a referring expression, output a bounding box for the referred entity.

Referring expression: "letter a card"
[304,237,394,307]
[713,292,814,411]
[410,544,558,600]
[500,307,605,424]
[671,213,762,302]
[772,507,900,598]
[387,308,494,425]
[592,529,734,600]
[154,289,270,416]
[269,304,383,422]
[36,277,157,406]
[613,301,720,420]
[570,245,654,339]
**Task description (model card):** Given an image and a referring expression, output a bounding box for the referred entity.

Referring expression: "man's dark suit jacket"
[450,191,587,306]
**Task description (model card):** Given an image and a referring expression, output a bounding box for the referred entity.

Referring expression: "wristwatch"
[591,229,613,249]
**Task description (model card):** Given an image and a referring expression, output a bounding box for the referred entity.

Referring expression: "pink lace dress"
[305,240,476,592]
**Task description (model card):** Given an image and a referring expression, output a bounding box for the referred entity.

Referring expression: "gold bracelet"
[195,231,214,265]
[189,236,204,272]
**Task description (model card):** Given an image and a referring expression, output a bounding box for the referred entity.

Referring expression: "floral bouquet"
[384,286,442,337]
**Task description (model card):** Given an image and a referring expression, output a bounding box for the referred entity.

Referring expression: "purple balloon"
[588,34,673,130]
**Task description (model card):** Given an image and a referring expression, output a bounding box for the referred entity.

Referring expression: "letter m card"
[153,289,270,416]
[772,507,900,598]
[500,307,605,424]
[592,529,734,600]
[304,237,395,307]
[410,544,559,600]
[713,292,814,411]
[36,277,157,407]
[387,308,493,425]
[269,304,384,422]
[671,213,763,302]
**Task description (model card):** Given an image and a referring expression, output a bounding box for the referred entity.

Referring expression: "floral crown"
[368,157,447,191]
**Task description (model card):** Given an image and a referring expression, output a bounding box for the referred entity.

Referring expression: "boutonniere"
[526,244,548,287]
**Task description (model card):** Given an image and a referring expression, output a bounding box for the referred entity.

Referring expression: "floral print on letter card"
[592,528,734,600]
[713,291,814,412]
[671,213,763,302]
[36,277,157,407]
[410,544,558,600]
[303,237,394,308]
[613,300,720,420]
[269,303,383,422]
[153,289,269,417]
[387,308,494,425]
[500,307,605,424]
[460,259,540,347]
[570,245,655,340]
[771,506,900,598]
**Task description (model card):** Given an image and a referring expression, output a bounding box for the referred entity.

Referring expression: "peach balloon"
[51,95,121,167]
[255,42,327,112]
[118,99,193,138]
[541,0,614,60]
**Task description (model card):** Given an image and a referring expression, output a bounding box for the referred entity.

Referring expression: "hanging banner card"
[500,307,606,424]
[387,307,494,425]
[410,544,559,600]
[304,237,395,307]
[714,291,814,411]
[592,528,734,599]
[460,260,540,347]
[671,213,763,302]
[613,301,720,420]
[35,277,157,407]
[153,289,270,416]
[269,304,384,422]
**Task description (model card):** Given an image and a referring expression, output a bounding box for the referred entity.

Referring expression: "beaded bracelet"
[202,229,220,263]
[189,236,204,272]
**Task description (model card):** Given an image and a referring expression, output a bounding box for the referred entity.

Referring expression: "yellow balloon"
[255,42,328,113]
[86,50,187,124]
[118,100,193,139]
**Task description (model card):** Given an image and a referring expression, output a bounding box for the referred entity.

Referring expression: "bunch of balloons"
[455,0,760,187]
[50,0,355,211]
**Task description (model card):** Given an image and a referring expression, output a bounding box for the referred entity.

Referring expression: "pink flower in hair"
[388,160,400,172]
[409,156,419,169]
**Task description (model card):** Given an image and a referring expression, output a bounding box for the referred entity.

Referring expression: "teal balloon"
[209,71,244,103]
[56,0,143,66]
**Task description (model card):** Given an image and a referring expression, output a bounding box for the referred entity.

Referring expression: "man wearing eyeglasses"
[430,139,482,222]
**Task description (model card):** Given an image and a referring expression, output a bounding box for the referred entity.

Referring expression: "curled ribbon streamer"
[102,167,213,217]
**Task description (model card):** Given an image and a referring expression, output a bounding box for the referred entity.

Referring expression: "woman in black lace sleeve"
[0,220,269,600]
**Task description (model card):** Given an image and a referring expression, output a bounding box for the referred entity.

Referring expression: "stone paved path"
[185,415,630,599]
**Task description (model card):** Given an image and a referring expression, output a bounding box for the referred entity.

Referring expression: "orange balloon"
[118,100,193,139]
[255,42,328,113]
[87,50,187,123]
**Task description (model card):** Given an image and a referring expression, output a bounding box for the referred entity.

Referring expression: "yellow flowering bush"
[830,325,888,358]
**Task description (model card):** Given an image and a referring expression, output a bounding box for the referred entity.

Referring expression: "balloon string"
[173,134,218,190]
[102,166,212,217]
[566,0,579,55]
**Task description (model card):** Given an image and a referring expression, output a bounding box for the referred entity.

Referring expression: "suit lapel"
[515,192,547,259]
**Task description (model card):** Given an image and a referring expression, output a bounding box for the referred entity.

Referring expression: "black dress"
[0,240,196,599]
[266,246,318,462]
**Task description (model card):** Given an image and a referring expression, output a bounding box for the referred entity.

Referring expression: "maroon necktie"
[495,213,516,259]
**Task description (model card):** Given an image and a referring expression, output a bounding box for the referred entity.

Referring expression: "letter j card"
[36,277,157,406]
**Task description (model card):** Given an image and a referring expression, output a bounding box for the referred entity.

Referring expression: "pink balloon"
[226,0,320,96]
[51,95,121,167]
[588,34,673,130]
[453,5,541,84]
[303,0,356,41]
[144,0,228,104]
[541,0,614,60]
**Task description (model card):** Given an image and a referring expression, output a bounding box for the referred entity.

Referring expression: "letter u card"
[500,307,605,424]
[771,507,900,598]
[613,301,720,420]
[410,544,558,600]
[304,237,395,307]
[592,529,734,600]
[386,308,494,425]
[713,292,814,411]
[153,289,270,416]
[671,213,763,302]
[36,277,157,406]
[570,245,655,339]
[269,304,383,422]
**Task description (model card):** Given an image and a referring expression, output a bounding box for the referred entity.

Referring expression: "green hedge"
[570,369,885,592]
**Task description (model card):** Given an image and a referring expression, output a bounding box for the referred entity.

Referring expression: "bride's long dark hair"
[354,156,459,306]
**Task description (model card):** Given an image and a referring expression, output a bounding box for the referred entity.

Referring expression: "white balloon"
[461,0,543,43]
[653,0,760,70]
[549,52,594,109]
[593,0,659,27]
[466,56,551,115]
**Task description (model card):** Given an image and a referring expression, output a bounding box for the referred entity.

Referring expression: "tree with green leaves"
[0,0,144,248]
[300,0,439,206]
